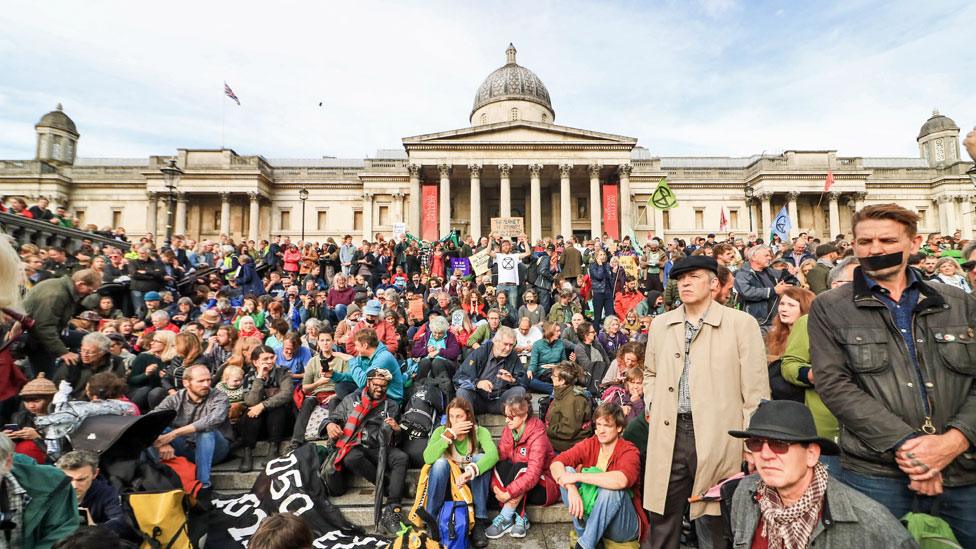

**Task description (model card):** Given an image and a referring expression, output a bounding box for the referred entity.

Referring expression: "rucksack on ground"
[123,488,192,549]
[408,460,474,543]
[902,511,963,548]
[391,507,443,549]
[438,500,469,549]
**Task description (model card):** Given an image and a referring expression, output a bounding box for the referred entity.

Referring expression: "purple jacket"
[410,326,461,362]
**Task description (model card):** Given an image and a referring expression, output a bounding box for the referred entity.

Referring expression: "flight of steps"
[210,402,579,544]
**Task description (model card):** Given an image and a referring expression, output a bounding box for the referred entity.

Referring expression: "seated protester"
[620,309,641,340]
[517,289,544,326]
[525,322,571,394]
[514,316,543,367]
[106,332,136,371]
[152,364,232,488]
[421,397,499,548]
[411,315,461,381]
[301,318,325,353]
[127,330,175,413]
[332,328,405,405]
[233,296,266,331]
[333,303,361,348]
[485,394,558,540]
[467,309,502,350]
[613,275,644,322]
[7,374,58,463]
[560,313,586,346]
[596,315,628,359]
[600,341,643,389]
[635,290,665,318]
[169,297,200,328]
[545,362,593,452]
[275,332,313,381]
[727,400,914,549]
[202,323,237,372]
[491,291,517,328]
[1,433,80,548]
[447,309,475,349]
[163,331,204,394]
[87,372,140,416]
[547,289,581,326]
[572,321,611,393]
[264,317,290,351]
[285,330,350,451]
[345,299,399,356]
[454,326,527,415]
[53,332,126,401]
[143,310,180,337]
[238,346,295,472]
[214,365,246,424]
[429,290,457,319]
[321,369,408,535]
[56,450,136,541]
[549,403,648,549]
[236,315,262,340]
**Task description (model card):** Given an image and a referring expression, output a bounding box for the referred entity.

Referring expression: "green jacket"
[529,338,567,375]
[424,425,498,475]
[807,262,832,295]
[467,323,496,347]
[23,276,80,357]
[547,300,581,325]
[546,384,592,452]
[11,453,78,548]
[781,315,839,440]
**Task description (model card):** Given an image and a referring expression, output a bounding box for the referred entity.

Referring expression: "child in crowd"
[216,365,247,423]
[545,361,593,452]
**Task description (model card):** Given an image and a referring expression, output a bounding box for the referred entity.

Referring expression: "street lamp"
[298,187,309,242]
[744,185,755,232]
[160,159,183,246]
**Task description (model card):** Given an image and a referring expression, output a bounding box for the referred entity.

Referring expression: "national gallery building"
[1,44,973,244]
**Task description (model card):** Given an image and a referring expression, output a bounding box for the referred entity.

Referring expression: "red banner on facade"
[603,183,619,240]
[421,183,439,241]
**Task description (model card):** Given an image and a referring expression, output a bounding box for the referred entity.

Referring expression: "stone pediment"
[402,120,636,149]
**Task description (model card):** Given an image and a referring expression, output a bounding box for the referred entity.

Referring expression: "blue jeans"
[843,468,976,548]
[819,455,844,481]
[522,375,553,395]
[167,430,230,488]
[498,284,519,310]
[424,457,490,520]
[130,290,146,318]
[559,466,639,549]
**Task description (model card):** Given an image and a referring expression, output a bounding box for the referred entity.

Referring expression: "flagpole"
[220,88,225,149]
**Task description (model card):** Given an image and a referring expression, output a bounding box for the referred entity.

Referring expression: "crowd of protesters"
[2,137,976,548]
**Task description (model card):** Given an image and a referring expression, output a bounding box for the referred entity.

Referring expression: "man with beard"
[810,203,976,547]
[322,368,406,535]
[152,364,232,488]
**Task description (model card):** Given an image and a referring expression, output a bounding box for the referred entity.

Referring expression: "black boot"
[472,518,489,548]
[238,447,253,473]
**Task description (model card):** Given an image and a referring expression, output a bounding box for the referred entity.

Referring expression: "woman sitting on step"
[484,393,559,540]
[420,397,498,548]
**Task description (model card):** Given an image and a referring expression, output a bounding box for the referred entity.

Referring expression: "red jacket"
[494,417,558,504]
[613,290,644,321]
[345,319,399,356]
[554,435,648,541]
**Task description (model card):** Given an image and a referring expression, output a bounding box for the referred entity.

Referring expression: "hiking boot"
[485,513,514,539]
[510,514,529,538]
[472,518,489,548]
[238,447,253,473]
[379,504,404,536]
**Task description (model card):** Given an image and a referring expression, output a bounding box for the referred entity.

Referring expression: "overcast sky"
[1,0,973,161]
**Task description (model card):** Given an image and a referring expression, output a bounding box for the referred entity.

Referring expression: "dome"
[917,109,958,140]
[471,44,553,120]
[36,103,78,136]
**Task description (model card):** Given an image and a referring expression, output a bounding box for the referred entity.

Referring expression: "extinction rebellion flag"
[207,444,386,548]
[649,177,677,210]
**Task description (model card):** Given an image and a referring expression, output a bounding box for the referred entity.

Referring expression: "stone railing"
[0,211,122,252]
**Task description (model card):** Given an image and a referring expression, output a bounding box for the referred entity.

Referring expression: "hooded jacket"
[495,416,559,504]
[545,384,592,452]
[10,453,78,549]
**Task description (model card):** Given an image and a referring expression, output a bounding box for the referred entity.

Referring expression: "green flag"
[649,177,677,210]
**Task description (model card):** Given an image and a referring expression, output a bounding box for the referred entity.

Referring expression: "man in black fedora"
[726,400,915,548]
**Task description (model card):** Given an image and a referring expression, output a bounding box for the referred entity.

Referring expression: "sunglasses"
[745,437,796,454]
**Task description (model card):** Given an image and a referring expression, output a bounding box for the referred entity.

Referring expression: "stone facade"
[1,46,973,244]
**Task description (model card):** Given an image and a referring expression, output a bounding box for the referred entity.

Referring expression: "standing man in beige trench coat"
[643,256,770,549]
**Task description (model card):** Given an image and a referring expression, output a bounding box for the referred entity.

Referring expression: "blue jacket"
[334,343,404,402]
[588,262,613,295]
[82,475,137,540]
[733,263,787,326]
[236,261,266,297]
[455,339,525,396]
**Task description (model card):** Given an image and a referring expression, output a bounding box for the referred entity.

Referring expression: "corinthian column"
[248,192,260,243]
[559,164,572,239]
[499,164,512,218]
[174,191,188,236]
[362,192,374,239]
[618,164,632,234]
[408,164,421,235]
[786,191,800,238]
[828,192,841,238]
[146,191,158,239]
[219,192,231,236]
[438,163,452,237]
[589,164,602,238]
[529,164,542,242]
[469,164,482,240]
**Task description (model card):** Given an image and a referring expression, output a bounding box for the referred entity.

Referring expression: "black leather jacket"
[809,267,976,486]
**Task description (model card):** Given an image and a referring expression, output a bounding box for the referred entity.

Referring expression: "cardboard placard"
[490,217,524,239]
[469,249,491,276]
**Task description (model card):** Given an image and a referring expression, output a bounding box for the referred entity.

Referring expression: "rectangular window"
[918,208,927,228]
[636,205,648,226]
[353,210,363,231]
[112,209,122,228]
[378,205,389,226]
[213,210,221,231]
[577,197,587,219]
[74,209,86,226]
[663,210,671,230]
[695,208,704,230]
[280,210,291,231]
[317,210,328,231]
[729,209,739,229]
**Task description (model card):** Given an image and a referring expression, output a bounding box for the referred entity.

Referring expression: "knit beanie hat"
[20,373,57,398]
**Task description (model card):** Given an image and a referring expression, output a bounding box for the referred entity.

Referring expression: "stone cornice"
[406,143,634,152]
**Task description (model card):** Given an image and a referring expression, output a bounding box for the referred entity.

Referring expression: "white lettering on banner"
[265,452,297,475]
[270,468,303,499]
[313,532,387,548]
[279,492,314,515]
[216,494,261,517]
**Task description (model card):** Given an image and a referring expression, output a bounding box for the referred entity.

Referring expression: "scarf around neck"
[755,462,828,549]
[333,388,383,470]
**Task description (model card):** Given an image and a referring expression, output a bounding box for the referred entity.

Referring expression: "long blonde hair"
[151,330,178,362]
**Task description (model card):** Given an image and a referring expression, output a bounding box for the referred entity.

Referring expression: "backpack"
[438,501,470,549]
[161,457,202,499]
[304,403,331,441]
[401,384,445,441]
[122,489,192,549]
[902,511,963,548]
[391,507,443,549]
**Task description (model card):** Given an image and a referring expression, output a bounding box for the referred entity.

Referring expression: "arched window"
[480,113,488,125]
[510,107,519,121]
[541,113,549,123]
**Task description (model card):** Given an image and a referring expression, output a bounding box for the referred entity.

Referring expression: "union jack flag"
[224,82,240,106]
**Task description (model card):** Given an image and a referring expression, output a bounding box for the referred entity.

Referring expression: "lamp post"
[744,185,755,233]
[298,187,309,242]
[160,159,183,246]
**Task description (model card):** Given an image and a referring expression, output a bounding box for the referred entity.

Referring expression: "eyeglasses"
[504,413,526,420]
[745,437,795,454]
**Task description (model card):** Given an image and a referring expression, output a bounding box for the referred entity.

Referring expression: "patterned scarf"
[755,462,829,549]
[333,388,382,470]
